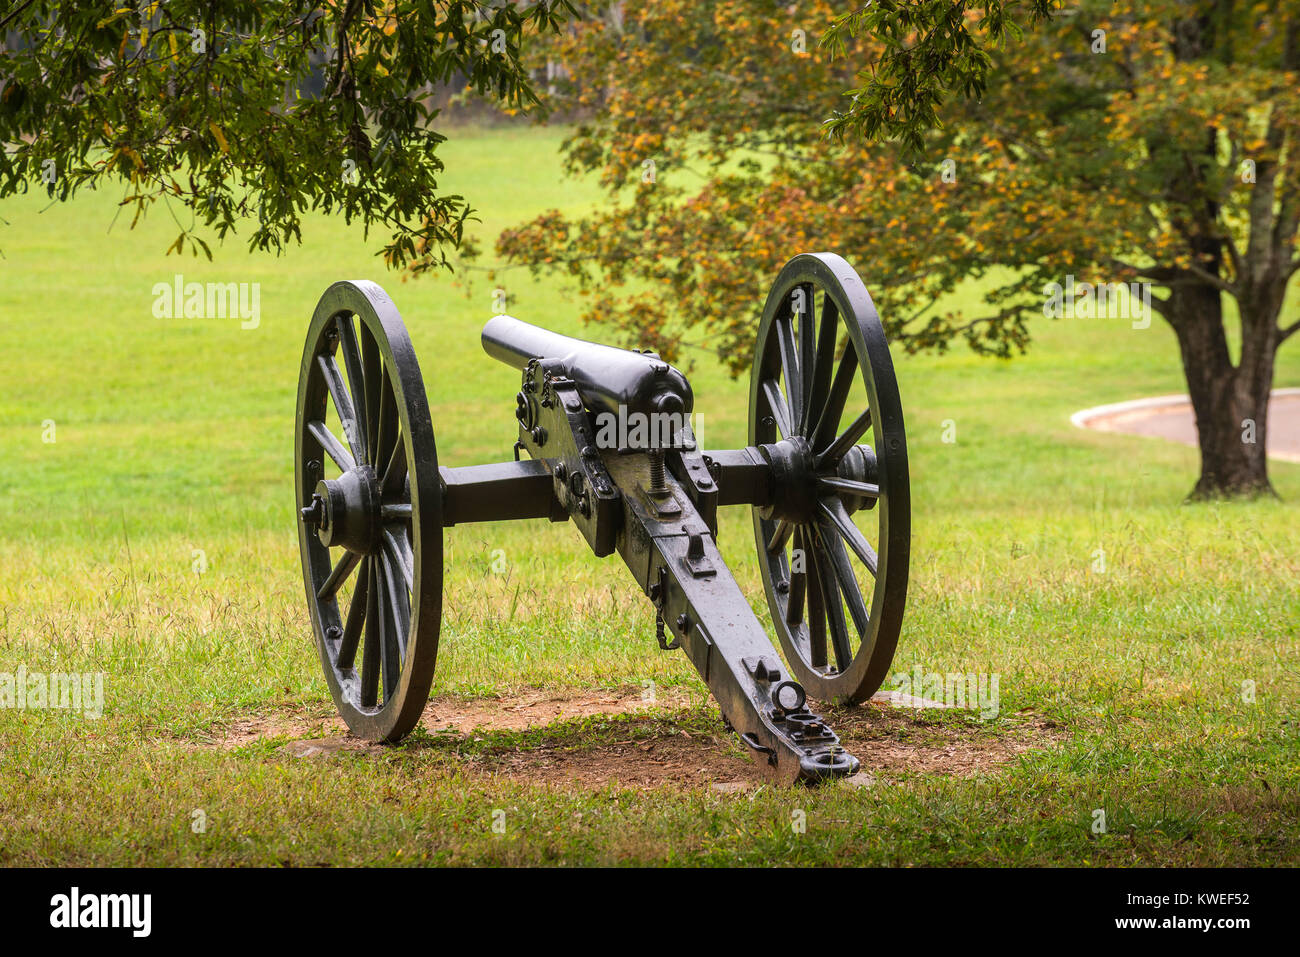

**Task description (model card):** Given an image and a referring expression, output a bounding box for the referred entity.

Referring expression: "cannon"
[294,253,910,782]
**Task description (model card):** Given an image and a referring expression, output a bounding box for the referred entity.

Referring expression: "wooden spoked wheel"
[749,253,910,704]
[295,280,442,742]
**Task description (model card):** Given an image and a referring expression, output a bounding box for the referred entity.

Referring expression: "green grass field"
[1,125,1297,865]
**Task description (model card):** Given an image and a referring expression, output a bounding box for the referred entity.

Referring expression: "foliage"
[822,0,1058,151]
[0,0,572,268]
[487,1,1299,382]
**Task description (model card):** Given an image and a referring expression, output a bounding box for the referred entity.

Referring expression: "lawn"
[0,124,1297,865]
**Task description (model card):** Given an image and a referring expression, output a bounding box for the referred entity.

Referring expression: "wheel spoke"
[381,428,407,499]
[760,379,793,439]
[360,560,381,707]
[317,548,361,601]
[818,497,879,576]
[335,314,369,464]
[336,556,369,670]
[817,522,871,639]
[812,531,853,673]
[307,419,356,473]
[318,354,365,465]
[806,295,839,437]
[382,527,413,594]
[815,406,873,469]
[766,517,795,555]
[374,367,399,479]
[817,476,881,501]
[796,284,817,433]
[775,313,803,435]
[360,322,383,461]
[811,343,858,455]
[379,552,407,702]
[384,550,411,660]
[785,528,807,627]
[804,529,828,668]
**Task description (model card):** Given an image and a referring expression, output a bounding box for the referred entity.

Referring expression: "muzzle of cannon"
[294,253,911,783]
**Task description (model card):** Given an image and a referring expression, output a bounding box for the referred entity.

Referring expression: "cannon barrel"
[482,314,693,418]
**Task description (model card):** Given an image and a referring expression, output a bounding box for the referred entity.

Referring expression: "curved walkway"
[1071,388,1300,464]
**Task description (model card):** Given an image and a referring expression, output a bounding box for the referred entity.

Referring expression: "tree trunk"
[1170,283,1277,499]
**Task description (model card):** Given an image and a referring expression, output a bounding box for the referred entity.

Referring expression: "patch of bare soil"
[201,687,698,749]
[201,687,1063,790]
[201,712,346,749]
[478,728,757,789]
[421,686,699,733]
[825,702,1062,779]
[465,698,1062,790]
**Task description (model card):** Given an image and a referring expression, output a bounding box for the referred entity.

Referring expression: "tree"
[0,1,572,269]
[488,0,1299,499]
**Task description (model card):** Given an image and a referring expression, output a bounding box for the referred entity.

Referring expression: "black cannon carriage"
[295,253,910,782]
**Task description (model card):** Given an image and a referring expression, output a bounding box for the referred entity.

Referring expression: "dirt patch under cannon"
[203,687,1064,790]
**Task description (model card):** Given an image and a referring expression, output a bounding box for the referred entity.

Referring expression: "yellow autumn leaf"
[97,9,133,29]
[208,123,229,154]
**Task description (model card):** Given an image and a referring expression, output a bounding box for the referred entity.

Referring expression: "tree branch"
[1181,259,1237,295]
[0,0,38,33]
[1106,258,1235,294]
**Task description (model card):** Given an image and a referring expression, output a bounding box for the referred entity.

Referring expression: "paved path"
[1072,388,1300,464]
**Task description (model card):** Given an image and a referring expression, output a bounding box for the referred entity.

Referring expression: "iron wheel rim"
[748,252,910,703]
[295,280,442,742]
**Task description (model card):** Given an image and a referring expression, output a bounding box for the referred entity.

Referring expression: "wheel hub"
[758,436,818,524]
[836,444,878,514]
[302,465,382,554]
[761,438,879,523]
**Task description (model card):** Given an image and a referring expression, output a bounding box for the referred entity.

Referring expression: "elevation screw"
[648,449,667,494]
